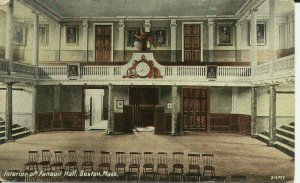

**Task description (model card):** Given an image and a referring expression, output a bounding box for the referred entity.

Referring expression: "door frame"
[181,87,210,132]
[181,22,203,62]
[93,23,114,62]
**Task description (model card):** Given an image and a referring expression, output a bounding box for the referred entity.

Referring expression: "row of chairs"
[24,150,215,177]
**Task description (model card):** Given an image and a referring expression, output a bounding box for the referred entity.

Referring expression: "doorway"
[95,24,112,62]
[183,24,202,62]
[182,87,209,131]
[129,87,159,128]
[84,89,107,130]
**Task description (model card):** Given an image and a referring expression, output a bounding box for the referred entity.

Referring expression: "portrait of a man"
[66,26,78,45]
[13,23,25,45]
[67,63,80,79]
[38,25,48,45]
[257,23,266,45]
[207,65,217,79]
[217,24,233,46]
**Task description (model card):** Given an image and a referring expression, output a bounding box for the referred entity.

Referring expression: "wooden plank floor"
[0,131,294,182]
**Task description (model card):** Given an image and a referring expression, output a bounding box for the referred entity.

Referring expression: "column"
[32,11,39,76]
[251,87,257,137]
[171,86,178,135]
[208,19,214,62]
[55,24,61,62]
[82,20,89,62]
[269,0,279,57]
[250,9,258,68]
[107,84,114,135]
[5,82,13,141]
[170,19,177,62]
[235,22,242,62]
[118,19,125,61]
[269,85,276,146]
[53,85,61,111]
[32,85,37,132]
[231,87,238,114]
[5,0,13,74]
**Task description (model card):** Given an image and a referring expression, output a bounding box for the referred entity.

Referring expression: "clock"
[135,61,151,77]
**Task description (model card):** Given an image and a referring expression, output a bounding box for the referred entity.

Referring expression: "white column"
[235,22,242,62]
[171,86,178,135]
[269,0,279,51]
[208,19,214,62]
[32,11,39,76]
[107,84,114,135]
[53,85,61,111]
[231,87,238,114]
[55,24,61,62]
[268,85,276,146]
[250,9,258,69]
[170,19,177,62]
[118,19,125,61]
[5,0,13,74]
[82,20,89,62]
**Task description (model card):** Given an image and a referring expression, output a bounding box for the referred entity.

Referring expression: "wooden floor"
[0,131,294,182]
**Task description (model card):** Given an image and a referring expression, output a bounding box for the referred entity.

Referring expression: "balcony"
[0,54,295,86]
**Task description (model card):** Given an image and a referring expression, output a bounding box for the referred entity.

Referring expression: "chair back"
[83,151,95,163]
[172,152,184,164]
[157,152,167,165]
[188,153,200,166]
[144,152,154,165]
[68,150,78,162]
[202,153,214,166]
[28,151,39,163]
[41,150,51,162]
[129,152,141,165]
[116,152,127,164]
[53,151,64,163]
[100,151,112,164]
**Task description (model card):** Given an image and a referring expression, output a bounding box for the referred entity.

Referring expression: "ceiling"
[21,0,250,18]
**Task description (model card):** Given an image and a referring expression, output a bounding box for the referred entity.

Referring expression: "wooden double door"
[184,24,201,62]
[182,87,209,131]
[95,25,112,62]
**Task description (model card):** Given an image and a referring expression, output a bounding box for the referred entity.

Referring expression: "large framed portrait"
[152,27,168,46]
[39,24,49,46]
[67,63,80,80]
[249,22,266,46]
[13,23,26,45]
[65,26,78,45]
[217,23,233,46]
[207,65,217,79]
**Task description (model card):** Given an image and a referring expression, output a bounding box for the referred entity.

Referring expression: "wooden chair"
[82,151,95,172]
[38,150,52,172]
[65,150,79,172]
[127,152,142,181]
[186,153,201,182]
[24,151,39,172]
[169,152,184,182]
[50,151,64,172]
[98,151,112,172]
[231,175,246,182]
[142,152,156,181]
[115,152,127,175]
[157,152,168,181]
[202,154,215,177]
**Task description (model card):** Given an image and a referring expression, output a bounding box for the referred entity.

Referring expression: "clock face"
[135,62,151,77]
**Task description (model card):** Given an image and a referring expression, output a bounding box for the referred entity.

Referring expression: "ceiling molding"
[236,0,266,23]
[18,0,61,23]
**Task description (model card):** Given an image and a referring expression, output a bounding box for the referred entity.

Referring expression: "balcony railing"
[0,59,36,77]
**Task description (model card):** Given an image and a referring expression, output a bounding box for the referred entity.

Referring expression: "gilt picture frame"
[217,23,233,46]
[65,26,79,45]
[13,23,26,45]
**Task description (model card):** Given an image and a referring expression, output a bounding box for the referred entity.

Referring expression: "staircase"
[0,118,33,144]
[257,122,294,157]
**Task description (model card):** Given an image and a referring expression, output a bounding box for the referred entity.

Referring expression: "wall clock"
[135,61,151,77]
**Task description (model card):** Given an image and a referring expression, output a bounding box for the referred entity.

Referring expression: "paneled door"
[182,87,209,131]
[184,24,201,62]
[95,25,112,62]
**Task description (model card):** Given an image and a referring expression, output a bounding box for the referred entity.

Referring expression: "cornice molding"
[236,0,265,23]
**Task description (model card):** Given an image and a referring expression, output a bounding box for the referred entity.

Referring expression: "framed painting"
[249,22,266,46]
[65,26,78,45]
[38,24,49,46]
[127,28,139,47]
[217,23,233,46]
[152,27,168,46]
[67,63,80,80]
[13,23,26,45]
[207,65,217,79]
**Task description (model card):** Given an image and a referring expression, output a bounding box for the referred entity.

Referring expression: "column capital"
[31,10,40,15]
[250,8,258,14]
[118,19,125,27]
[170,19,177,27]
[144,19,151,32]
[208,19,215,26]
[82,19,89,27]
